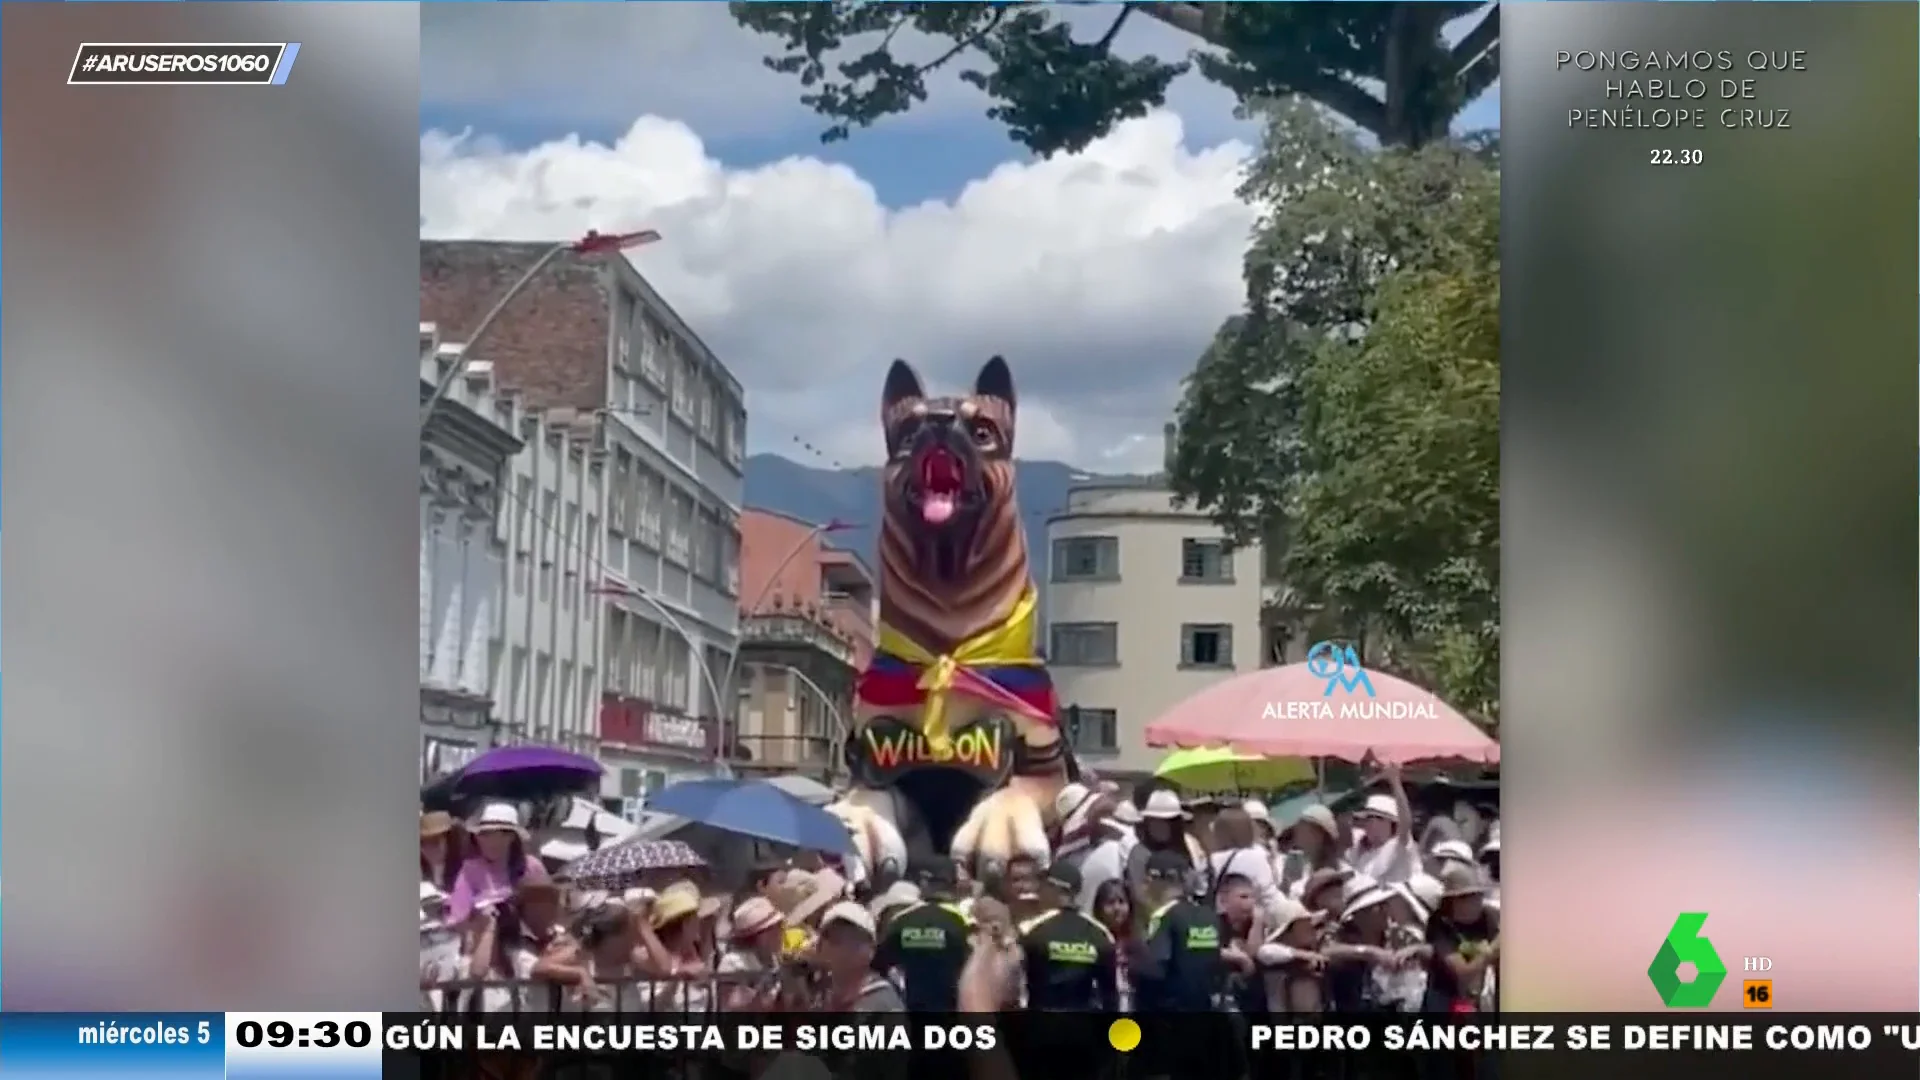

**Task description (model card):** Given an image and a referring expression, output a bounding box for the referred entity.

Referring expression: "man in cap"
[815,902,907,1013]
[1016,861,1118,1011]
[871,856,973,1012]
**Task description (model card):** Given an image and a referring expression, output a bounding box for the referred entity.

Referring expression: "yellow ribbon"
[873,587,1042,755]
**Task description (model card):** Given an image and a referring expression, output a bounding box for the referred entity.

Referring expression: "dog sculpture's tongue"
[920,450,962,525]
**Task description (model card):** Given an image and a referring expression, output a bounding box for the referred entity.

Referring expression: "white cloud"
[421,111,1256,472]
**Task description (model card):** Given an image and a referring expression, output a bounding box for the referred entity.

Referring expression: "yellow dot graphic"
[1107,1018,1141,1053]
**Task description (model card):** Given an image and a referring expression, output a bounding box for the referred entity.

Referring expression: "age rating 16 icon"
[1648,912,1727,1008]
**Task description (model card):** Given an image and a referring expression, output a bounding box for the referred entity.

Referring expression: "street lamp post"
[421,228,662,430]
[723,517,858,697]
[588,579,731,777]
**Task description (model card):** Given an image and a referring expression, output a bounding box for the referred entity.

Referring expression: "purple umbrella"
[422,745,603,810]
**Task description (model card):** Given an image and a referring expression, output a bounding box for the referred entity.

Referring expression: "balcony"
[739,611,857,668]
[598,692,716,757]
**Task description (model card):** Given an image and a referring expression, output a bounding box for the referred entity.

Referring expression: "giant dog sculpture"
[826,357,1069,877]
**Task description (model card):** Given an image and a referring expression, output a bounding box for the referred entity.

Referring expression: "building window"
[512,553,529,596]
[1261,523,1287,584]
[615,290,634,368]
[1180,624,1235,669]
[1051,536,1119,582]
[1261,622,1295,667]
[637,316,666,387]
[1180,538,1234,583]
[619,767,644,799]
[1065,707,1119,754]
[727,406,746,467]
[1048,622,1119,667]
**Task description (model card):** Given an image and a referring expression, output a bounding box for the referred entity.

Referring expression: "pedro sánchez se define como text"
[1560,49,1805,130]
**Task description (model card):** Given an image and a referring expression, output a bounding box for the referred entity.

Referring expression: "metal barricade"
[423,971,771,1016]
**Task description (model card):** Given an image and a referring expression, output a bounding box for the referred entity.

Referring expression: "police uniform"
[1016,863,1118,1012]
[1131,851,1236,1080]
[1132,891,1226,1010]
[872,863,972,1013]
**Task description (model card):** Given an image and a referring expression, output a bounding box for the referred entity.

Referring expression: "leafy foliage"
[729,1,1501,153]
[1169,102,1499,720]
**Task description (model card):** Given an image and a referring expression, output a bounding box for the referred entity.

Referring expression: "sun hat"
[731,897,785,940]
[1339,873,1379,906]
[1243,800,1272,827]
[650,883,702,928]
[1111,801,1143,826]
[1355,794,1399,822]
[420,811,456,839]
[420,881,447,905]
[1288,804,1340,842]
[1438,864,1490,899]
[819,900,877,938]
[1388,882,1430,924]
[868,881,922,921]
[1431,840,1476,865]
[1341,885,1397,923]
[1140,790,1190,820]
[469,802,527,838]
[1055,783,1097,828]
[1480,822,1501,855]
[1405,873,1443,912]
[1184,795,1222,813]
[1299,867,1351,906]
[784,868,849,927]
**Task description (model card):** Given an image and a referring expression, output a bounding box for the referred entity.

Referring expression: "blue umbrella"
[644,779,853,856]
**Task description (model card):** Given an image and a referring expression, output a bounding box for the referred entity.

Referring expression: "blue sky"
[418,5,1497,472]
[420,5,1499,211]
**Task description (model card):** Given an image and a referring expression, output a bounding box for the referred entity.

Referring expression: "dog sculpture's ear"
[974,355,1016,409]
[882,359,925,417]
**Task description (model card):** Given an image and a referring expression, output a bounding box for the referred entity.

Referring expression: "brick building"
[422,241,746,801]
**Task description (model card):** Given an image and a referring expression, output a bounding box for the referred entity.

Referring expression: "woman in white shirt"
[1206,805,1287,925]
[1348,763,1418,886]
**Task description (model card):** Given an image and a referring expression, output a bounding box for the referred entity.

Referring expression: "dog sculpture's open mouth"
[917,447,966,526]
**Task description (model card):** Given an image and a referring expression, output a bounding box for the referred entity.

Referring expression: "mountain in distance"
[743,453,1124,586]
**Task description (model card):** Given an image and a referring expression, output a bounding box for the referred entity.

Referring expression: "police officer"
[1131,847,1229,1008]
[1016,862,1118,1011]
[871,856,972,1012]
[1130,849,1235,1079]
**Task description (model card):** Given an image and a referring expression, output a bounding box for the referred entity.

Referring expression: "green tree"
[1168,102,1498,719]
[729,2,1500,153]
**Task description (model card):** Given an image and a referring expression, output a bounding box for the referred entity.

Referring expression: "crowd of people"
[419,761,1502,1017]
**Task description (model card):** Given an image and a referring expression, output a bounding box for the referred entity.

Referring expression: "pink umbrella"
[1144,661,1498,766]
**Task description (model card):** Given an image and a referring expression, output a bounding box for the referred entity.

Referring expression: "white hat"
[1288,804,1339,840]
[1243,799,1272,825]
[1356,793,1399,822]
[1389,882,1431,924]
[420,881,447,905]
[869,881,922,921]
[1267,895,1315,936]
[1480,822,1501,855]
[1055,784,1099,833]
[1431,840,1476,865]
[469,801,527,837]
[1111,802,1142,826]
[1341,885,1397,923]
[1405,873,1443,912]
[1140,790,1189,820]
[819,900,878,938]
[1339,873,1379,905]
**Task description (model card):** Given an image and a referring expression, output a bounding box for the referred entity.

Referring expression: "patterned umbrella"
[561,838,707,888]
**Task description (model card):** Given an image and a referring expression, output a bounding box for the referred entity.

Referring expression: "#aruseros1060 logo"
[1261,641,1440,720]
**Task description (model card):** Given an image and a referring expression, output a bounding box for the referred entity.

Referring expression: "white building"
[1044,476,1301,780]
[491,401,608,756]
[595,258,747,802]
[418,326,523,779]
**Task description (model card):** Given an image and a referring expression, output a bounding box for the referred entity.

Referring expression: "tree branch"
[912,6,1013,75]
[1094,4,1137,51]
[1448,5,1499,77]
[1132,1,1229,48]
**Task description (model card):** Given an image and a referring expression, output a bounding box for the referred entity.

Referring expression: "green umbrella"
[1152,746,1315,794]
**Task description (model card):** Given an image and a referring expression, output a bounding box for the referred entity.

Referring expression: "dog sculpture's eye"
[971,423,996,448]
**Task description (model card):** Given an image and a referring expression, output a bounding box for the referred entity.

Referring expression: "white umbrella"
[533,796,639,864]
